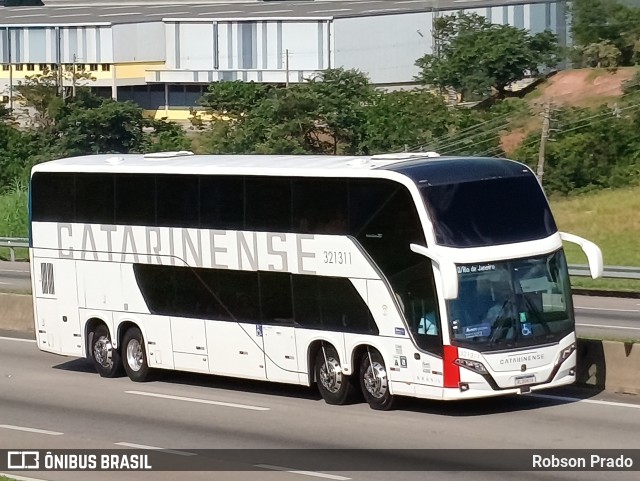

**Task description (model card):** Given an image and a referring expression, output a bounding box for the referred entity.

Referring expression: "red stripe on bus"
[443,345,460,388]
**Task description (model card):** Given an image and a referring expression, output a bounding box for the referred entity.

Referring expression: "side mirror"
[410,244,458,300]
[559,232,603,279]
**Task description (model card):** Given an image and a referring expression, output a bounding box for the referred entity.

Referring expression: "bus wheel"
[360,349,396,411]
[315,345,356,405]
[90,325,122,378]
[122,327,151,382]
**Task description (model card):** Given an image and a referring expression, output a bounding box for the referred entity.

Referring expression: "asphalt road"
[0,336,639,481]
[0,261,31,293]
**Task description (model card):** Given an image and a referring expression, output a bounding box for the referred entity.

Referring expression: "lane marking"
[530,394,640,410]
[575,306,639,313]
[256,464,351,480]
[125,390,270,411]
[0,474,51,481]
[0,424,63,436]
[0,336,36,343]
[576,323,640,331]
[114,442,196,457]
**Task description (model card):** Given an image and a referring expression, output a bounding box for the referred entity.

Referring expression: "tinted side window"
[31,172,75,222]
[216,270,261,323]
[350,179,425,278]
[389,260,443,355]
[157,175,199,227]
[292,178,348,234]
[75,173,114,224]
[293,275,377,334]
[134,264,223,320]
[245,177,291,232]
[115,174,156,225]
[200,176,244,230]
[259,271,294,325]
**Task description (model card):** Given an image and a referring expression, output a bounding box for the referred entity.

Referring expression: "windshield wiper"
[489,298,515,345]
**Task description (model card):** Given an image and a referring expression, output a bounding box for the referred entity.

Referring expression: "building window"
[101,64,111,72]
[76,64,85,71]
[50,64,58,71]
[38,64,47,71]
[89,64,98,71]
[15,64,24,71]
[64,64,73,71]
[26,64,35,71]
[2,96,9,103]
[2,65,9,71]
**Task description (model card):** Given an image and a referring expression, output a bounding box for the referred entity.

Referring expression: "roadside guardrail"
[568,264,640,280]
[0,237,29,262]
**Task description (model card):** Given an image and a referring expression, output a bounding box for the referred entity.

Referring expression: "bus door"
[33,258,82,356]
[263,323,299,383]
[207,321,267,380]
[170,317,210,373]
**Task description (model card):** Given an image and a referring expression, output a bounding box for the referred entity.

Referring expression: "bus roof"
[31,153,531,182]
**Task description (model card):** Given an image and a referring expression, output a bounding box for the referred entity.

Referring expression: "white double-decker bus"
[29,152,602,409]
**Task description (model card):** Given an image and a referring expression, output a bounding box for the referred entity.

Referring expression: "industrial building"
[0,0,570,119]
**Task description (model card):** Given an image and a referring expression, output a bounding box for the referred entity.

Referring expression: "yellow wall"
[0,62,165,81]
[115,62,165,79]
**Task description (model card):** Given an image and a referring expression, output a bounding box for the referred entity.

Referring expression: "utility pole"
[72,54,77,98]
[55,26,63,97]
[285,49,290,88]
[536,102,551,183]
[8,27,13,111]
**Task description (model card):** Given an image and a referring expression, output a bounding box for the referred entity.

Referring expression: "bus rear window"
[420,176,557,247]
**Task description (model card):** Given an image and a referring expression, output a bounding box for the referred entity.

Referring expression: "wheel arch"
[84,316,110,358]
[306,338,343,387]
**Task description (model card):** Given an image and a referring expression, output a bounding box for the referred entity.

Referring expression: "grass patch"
[550,185,640,292]
[0,246,29,262]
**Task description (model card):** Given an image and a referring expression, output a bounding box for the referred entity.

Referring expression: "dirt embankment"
[501,68,637,154]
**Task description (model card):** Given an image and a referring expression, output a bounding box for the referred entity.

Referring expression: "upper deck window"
[420,175,557,247]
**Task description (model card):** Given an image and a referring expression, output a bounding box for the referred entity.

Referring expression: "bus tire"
[360,349,396,411]
[122,327,151,382]
[90,324,123,378]
[315,345,356,405]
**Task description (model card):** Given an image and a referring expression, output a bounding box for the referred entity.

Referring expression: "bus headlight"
[454,358,488,375]
[556,343,576,366]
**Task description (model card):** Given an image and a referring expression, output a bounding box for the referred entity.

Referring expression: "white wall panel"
[178,22,214,70]
[217,22,230,70]
[265,21,279,69]
[165,23,177,69]
[85,27,97,64]
[334,13,432,85]
[282,22,320,71]
[113,23,164,63]
[98,27,113,63]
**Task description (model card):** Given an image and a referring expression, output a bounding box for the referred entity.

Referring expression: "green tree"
[142,118,192,153]
[200,81,273,118]
[14,68,95,130]
[56,99,146,155]
[514,104,640,194]
[305,69,375,154]
[415,13,559,100]
[361,89,454,154]
[583,40,623,69]
[571,0,640,66]
[199,68,374,155]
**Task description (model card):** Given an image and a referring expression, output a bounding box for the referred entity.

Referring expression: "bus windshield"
[446,250,573,352]
[420,176,557,247]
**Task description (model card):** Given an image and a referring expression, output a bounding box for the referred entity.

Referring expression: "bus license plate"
[515,374,535,386]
